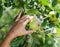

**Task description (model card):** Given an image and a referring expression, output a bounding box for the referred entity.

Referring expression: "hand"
[0,11,36,47]
[8,15,36,37]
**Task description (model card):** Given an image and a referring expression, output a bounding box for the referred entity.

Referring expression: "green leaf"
[27,9,39,15]
[38,0,50,6]
[56,27,60,36]
[52,0,57,7]
[11,36,25,47]
[14,0,24,8]
[54,4,60,13]
[0,5,3,18]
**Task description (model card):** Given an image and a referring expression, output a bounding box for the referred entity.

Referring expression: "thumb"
[26,30,36,34]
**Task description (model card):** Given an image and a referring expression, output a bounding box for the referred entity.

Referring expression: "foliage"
[0,0,60,47]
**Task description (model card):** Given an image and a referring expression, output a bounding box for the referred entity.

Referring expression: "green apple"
[48,11,57,22]
[29,18,39,30]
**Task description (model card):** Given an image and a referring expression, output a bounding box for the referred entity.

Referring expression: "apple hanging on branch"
[28,16,41,30]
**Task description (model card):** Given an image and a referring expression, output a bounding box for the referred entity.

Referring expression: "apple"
[29,18,39,30]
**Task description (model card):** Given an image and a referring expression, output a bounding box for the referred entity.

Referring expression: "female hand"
[8,15,36,37]
[0,11,36,47]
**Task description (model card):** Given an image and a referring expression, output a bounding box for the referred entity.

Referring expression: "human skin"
[0,15,36,47]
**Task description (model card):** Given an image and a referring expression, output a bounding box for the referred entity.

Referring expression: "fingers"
[20,15,28,20]
[23,16,33,26]
[19,15,34,26]
[15,10,22,22]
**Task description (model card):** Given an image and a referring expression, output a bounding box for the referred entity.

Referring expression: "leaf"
[52,0,57,7]
[57,0,60,3]
[42,19,47,27]
[11,36,25,47]
[56,27,60,36]
[54,4,60,13]
[38,0,50,6]
[0,0,2,4]
[27,9,39,15]
[14,0,24,8]
[0,5,3,18]
[25,35,33,47]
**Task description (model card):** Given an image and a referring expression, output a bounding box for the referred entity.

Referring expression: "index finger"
[15,10,22,22]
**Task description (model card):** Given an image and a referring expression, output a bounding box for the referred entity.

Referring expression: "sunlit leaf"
[38,0,50,6]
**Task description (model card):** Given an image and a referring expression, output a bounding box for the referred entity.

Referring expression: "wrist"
[0,33,16,47]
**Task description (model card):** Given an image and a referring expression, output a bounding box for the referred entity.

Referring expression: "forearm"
[0,33,15,47]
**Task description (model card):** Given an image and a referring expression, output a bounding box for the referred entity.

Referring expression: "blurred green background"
[0,0,60,47]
